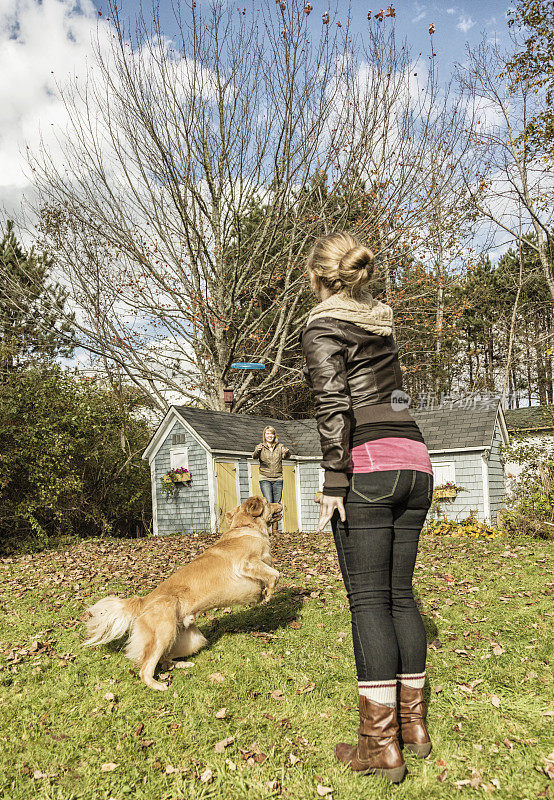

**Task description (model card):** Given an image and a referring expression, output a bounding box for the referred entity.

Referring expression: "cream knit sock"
[397,671,425,689]
[358,679,397,707]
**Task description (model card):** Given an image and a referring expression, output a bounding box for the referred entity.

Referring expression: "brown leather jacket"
[300,317,415,492]
[252,442,290,478]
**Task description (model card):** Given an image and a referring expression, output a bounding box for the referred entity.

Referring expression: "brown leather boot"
[335,695,407,783]
[397,683,432,758]
[271,521,279,535]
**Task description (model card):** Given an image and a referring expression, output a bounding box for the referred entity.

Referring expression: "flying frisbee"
[231,362,266,369]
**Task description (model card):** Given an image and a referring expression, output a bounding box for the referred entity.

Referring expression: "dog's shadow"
[194,587,306,650]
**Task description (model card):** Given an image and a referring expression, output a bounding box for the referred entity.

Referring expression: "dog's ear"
[225,505,240,523]
[243,496,264,517]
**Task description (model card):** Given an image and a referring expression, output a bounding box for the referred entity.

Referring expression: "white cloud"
[446,7,456,14]
[411,2,426,23]
[0,0,113,230]
[457,15,476,33]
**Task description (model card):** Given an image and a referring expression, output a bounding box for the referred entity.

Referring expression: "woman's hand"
[316,494,346,532]
[254,443,263,453]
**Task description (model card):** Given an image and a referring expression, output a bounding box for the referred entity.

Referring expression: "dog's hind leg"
[139,621,177,690]
[126,597,178,691]
[168,622,208,666]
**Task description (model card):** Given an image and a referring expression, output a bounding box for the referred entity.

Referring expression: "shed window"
[432,462,456,485]
[170,447,189,470]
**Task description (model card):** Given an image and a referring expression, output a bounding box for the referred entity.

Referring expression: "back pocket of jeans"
[350,470,401,503]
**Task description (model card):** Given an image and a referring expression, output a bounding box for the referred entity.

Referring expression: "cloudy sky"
[0,0,514,232]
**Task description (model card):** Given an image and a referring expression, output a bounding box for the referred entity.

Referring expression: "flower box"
[434,488,457,500]
[172,473,192,484]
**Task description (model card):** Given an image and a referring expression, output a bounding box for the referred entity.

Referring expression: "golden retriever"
[83,496,281,690]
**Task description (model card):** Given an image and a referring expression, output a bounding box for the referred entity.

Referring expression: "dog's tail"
[83,595,144,647]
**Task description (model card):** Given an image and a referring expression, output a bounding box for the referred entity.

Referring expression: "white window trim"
[169,446,189,471]
[318,468,325,492]
[150,460,158,535]
[432,461,456,485]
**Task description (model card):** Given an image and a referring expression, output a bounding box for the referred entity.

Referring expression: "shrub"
[501,437,554,539]
[0,363,153,553]
[425,512,503,538]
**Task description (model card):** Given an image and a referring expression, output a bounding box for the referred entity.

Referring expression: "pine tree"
[0,220,76,377]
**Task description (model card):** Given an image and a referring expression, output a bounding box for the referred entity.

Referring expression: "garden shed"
[142,400,509,534]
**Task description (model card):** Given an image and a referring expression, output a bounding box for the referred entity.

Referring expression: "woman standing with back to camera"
[301,232,434,784]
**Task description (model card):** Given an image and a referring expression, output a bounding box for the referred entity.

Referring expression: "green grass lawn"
[0,528,553,800]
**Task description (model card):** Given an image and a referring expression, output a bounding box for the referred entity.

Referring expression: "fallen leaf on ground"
[209,672,225,683]
[316,786,333,797]
[214,736,235,753]
[215,707,227,719]
[542,756,554,779]
[470,769,483,788]
[200,767,213,783]
[100,763,118,772]
[491,694,501,708]
[296,682,315,694]
[270,689,284,699]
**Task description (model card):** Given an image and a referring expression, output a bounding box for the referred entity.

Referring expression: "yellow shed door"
[216,461,238,532]
[249,462,298,533]
[282,464,299,533]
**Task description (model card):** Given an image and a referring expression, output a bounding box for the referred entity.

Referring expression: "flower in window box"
[161,468,193,499]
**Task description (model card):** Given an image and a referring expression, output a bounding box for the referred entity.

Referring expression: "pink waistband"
[348,437,433,475]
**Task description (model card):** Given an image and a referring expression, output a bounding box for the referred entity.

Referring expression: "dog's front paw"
[261,586,276,604]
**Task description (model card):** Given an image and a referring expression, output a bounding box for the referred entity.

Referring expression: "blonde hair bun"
[306,232,375,298]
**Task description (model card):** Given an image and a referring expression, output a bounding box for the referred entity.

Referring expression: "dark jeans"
[331,469,433,682]
[259,478,283,504]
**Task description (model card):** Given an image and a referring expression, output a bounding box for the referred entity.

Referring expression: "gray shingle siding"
[488,426,506,520]
[238,460,251,501]
[153,420,211,534]
[298,461,322,531]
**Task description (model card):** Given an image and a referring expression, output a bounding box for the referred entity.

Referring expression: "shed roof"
[504,404,554,433]
[169,399,504,457]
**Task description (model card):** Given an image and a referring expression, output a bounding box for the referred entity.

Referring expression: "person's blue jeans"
[259,478,283,504]
[331,469,433,683]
